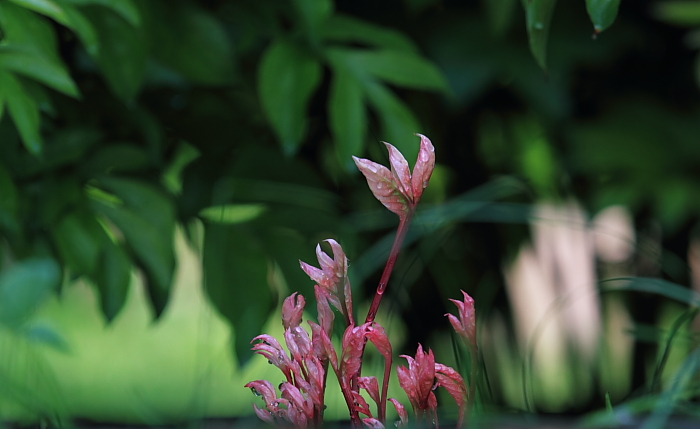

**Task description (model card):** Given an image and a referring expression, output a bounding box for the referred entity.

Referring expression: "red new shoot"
[246,135,477,428]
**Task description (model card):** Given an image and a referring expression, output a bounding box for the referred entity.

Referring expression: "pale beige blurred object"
[504,201,601,409]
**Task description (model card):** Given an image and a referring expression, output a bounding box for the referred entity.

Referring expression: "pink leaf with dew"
[327,239,354,323]
[447,290,476,349]
[286,404,308,428]
[365,323,392,362]
[435,363,468,428]
[353,156,409,217]
[244,380,277,408]
[285,326,312,362]
[299,260,325,286]
[352,391,373,417]
[251,335,293,379]
[309,320,339,372]
[314,285,335,335]
[280,382,314,419]
[252,404,275,424]
[397,344,436,412]
[304,356,326,405]
[282,292,305,330]
[427,391,439,427]
[410,134,435,204]
[340,324,366,383]
[388,398,408,427]
[363,418,385,429]
[358,376,380,407]
[385,142,413,202]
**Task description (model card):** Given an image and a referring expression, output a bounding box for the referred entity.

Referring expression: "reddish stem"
[379,354,391,423]
[364,210,414,324]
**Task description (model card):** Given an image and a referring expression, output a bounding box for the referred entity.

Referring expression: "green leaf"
[91,178,175,316]
[321,14,419,53]
[363,79,421,162]
[81,143,149,175]
[601,277,700,307]
[61,5,99,57]
[586,0,621,33]
[51,210,101,276]
[199,204,267,224]
[483,0,518,36]
[653,1,700,27]
[0,46,79,97]
[521,0,558,70]
[23,323,70,352]
[0,258,60,328]
[292,0,333,39]
[145,2,233,85]
[0,2,61,58]
[329,68,366,170]
[258,39,322,154]
[203,224,272,365]
[338,49,448,92]
[6,0,69,25]
[92,235,130,321]
[62,0,140,26]
[0,71,43,154]
[0,164,18,231]
[83,6,146,101]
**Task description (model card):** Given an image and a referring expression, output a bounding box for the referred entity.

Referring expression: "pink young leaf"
[280,382,314,418]
[299,260,325,286]
[397,344,436,412]
[447,290,476,349]
[410,134,435,203]
[385,142,413,201]
[304,356,326,405]
[352,391,373,417]
[252,404,275,424]
[244,379,277,408]
[340,324,366,382]
[251,335,292,379]
[365,322,392,362]
[427,391,439,426]
[358,376,381,406]
[313,285,335,335]
[284,326,312,364]
[282,292,305,330]
[388,398,408,427]
[363,418,385,429]
[353,156,409,217]
[435,364,468,428]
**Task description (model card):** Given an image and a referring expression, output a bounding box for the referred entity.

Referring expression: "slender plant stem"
[379,354,391,423]
[365,210,414,324]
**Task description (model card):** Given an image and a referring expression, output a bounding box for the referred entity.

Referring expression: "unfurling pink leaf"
[251,335,293,380]
[435,363,468,428]
[354,134,436,218]
[363,418,385,429]
[282,292,305,330]
[353,156,409,216]
[314,285,335,335]
[300,240,354,325]
[388,398,408,427]
[397,344,437,415]
[340,324,366,383]
[358,376,381,406]
[284,326,311,364]
[353,391,373,417]
[365,323,392,362]
[411,134,435,203]
[385,142,413,201]
[252,403,275,424]
[447,290,476,349]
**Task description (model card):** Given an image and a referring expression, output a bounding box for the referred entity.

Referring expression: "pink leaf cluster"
[397,345,468,428]
[353,134,435,219]
[246,137,476,429]
[300,239,354,326]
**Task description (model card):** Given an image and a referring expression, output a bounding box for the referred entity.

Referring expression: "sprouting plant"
[245,135,477,428]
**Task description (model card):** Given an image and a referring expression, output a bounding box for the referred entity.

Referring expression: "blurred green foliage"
[2,0,700,419]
